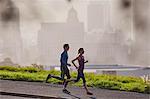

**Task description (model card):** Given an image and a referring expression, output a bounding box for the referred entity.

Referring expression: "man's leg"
[63,67,74,94]
[45,66,64,83]
[63,67,70,89]
[51,75,62,80]
[45,74,63,82]
[66,67,71,79]
[45,74,51,83]
[61,66,65,80]
[49,67,65,81]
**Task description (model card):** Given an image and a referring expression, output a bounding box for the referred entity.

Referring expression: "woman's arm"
[84,60,88,63]
[72,57,78,69]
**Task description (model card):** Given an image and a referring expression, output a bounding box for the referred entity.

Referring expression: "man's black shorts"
[60,66,71,80]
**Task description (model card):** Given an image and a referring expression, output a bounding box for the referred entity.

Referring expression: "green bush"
[0,66,149,94]
[91,80,121,90]
[0,66,41,73]
[120,83,145,93]
[0,66,19,72]
[20,67,40,73]
[144,84,150,94]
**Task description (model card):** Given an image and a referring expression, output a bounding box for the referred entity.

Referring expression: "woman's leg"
[81,74,93,95]
[63,78,78,94]
[64,72,80,89]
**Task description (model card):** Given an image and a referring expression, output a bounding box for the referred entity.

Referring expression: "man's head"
[63,44,69,51]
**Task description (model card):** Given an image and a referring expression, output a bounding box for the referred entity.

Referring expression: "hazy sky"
[13,0,95,47]
[1,0,149,65]
[12,0,128,47]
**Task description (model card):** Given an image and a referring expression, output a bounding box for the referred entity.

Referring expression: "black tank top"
[78,55,84,71]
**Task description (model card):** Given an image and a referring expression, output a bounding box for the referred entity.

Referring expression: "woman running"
[63,48,93,95]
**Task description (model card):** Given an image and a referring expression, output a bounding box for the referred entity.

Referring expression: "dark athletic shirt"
[78,55,85,71]
[60,51,68,66]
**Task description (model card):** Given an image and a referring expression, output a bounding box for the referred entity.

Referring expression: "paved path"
[0,80,149,99]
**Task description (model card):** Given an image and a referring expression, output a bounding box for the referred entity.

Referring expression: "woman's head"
[78,48,84,54]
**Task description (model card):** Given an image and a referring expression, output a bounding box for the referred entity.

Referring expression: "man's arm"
[67,63,71,66]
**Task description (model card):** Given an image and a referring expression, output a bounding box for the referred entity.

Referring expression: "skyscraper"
[87,0,110,32]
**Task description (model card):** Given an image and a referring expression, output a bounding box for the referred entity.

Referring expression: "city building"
[38,7,84,65]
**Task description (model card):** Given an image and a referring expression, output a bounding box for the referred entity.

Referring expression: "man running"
[45,44,71,92]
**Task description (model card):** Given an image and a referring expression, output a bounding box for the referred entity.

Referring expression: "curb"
[0,91,66,99]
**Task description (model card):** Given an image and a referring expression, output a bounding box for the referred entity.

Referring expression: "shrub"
[0,66,41,73]
[120,83,146,93]
[144,84,150,94]
[0,66,19,72]
[20,66,40,73]
[0,66,149,94]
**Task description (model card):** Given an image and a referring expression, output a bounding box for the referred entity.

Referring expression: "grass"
[0,66,149,94]
[0,66,41,73]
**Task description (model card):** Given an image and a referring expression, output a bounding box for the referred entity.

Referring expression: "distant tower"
[87,1,110,31]
[66,7,84,44]
[0,0,23,64]
[38,7,84,65]
[67,7,79,23]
